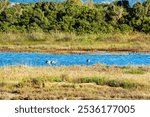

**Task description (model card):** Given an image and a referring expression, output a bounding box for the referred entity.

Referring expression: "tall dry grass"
[0,31,150,52]
[0,65,150,88]
[0,65,150,100]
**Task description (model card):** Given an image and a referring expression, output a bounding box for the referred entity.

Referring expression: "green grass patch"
[78,38,94,43]
[106,80,141,89]
[16,76,145,90]
[77,77,144,89]
[124,69,146,74]
[78,77,107,85]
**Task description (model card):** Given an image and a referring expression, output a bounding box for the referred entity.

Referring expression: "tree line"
[0,0,150,33]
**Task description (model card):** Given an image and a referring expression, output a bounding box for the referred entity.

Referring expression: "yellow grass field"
[0,32,150,53]
[0,65,150,100]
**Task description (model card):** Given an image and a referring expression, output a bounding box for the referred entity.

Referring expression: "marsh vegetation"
[0,0,150,100]
[0,65,150,100]
[0,32,150,53]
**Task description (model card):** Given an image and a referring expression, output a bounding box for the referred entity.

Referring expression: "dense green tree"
[0,0,149,33]
[65,0,81,5]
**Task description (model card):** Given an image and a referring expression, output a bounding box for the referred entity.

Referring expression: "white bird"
[46,60,57,65]
[86,59,90,65]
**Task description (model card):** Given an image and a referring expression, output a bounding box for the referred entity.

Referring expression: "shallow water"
[0,52,150,66]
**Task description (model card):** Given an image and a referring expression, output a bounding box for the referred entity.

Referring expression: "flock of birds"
[45,59,91,66]
[45,60,57,65]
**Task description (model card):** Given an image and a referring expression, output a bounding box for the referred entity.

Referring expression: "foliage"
[0,0,149,33]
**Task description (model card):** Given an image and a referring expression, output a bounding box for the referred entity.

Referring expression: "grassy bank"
[0,32,150,53]
[0,32,150,100]
[0,65,150,100]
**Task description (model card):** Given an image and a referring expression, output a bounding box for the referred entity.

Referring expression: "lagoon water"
[0,52,150,66]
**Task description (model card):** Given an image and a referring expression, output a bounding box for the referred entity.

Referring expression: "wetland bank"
[0,52,150,100]
[1,65,150,100]
[0,0,150,100]
[1,35,150,100]
[0,34,150,100]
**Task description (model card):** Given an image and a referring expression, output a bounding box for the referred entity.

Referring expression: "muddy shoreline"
[0,47,150,54]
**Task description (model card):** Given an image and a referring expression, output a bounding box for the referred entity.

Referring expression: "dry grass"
[0,65,150,100]
[0,32,150,53]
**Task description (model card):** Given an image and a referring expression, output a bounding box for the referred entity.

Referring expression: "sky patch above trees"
[9,0,145,5]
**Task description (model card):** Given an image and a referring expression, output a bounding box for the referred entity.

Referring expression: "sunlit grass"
[0,65,150,100]
[0,32,150,53]
[124,69,146,74]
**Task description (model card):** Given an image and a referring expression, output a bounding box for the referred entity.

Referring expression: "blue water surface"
[0,52,150,67]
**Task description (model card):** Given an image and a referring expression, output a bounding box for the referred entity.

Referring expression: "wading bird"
[46,60,57,66]
[86,59,90,65]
